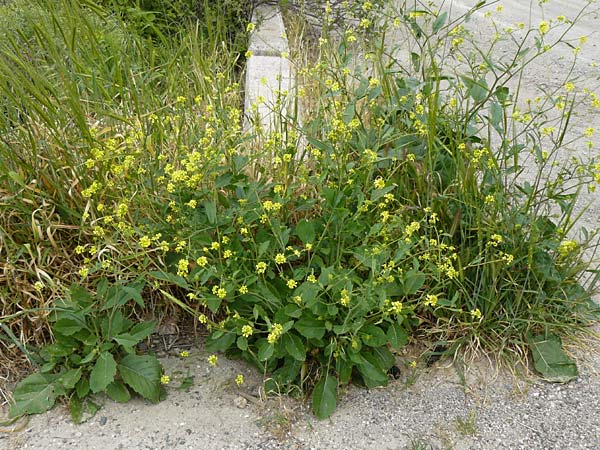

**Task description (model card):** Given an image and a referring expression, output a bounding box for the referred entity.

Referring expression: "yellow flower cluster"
[267,323,284,344]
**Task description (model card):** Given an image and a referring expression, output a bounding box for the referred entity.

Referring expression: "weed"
[455,410,478,437]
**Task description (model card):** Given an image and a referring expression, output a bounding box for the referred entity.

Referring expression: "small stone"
[233,395,248,409]
[99,416,108,426]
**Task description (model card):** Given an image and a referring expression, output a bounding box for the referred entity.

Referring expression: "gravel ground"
[2,1,600,449]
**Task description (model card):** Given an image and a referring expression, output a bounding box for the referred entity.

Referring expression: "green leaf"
[294,316,326,340]
[56,368,82,391]
[54,316,87,336]
[402,270,425,295]
[387,323,408,350]
[529,334,578,383]
[312,372,338,419]
[75,377,89,399]
[176,376,194,391]
[236,336,248,351]
[295,219,316,243]
[148,271,189,289]
[432,11,448,33]
[257,339,274,361]
[106,381,131,403]
[359,324,387,347]
[70,395,83,424]
[10,373,59,418]
[205,295,222,314]
[206,330,236,352]
[357,357,388,389]
[118,354,162,403]
[204,201,217,224]
[121,285,145,308]
[336,357,353,384]
[282,333,306,361]
[89,352,117,394]
[114,321,155,349]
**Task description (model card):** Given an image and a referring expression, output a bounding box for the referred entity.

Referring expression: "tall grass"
[0,0,245,377]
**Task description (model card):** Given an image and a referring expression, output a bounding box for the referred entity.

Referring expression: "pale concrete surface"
[244,3,293,133]
[249,4,289,56]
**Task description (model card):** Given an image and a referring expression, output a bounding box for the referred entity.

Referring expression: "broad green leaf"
[206,330,236,352]
[54,316,87,336]
[336,357,353,384]
[357,359,388,389]
[295,219,316,243]
[114,321,155,349]
[294,316,326,340]
[402,270,425,295]
[57,368,82,391]
[205,295,222,314]
[75,377,89,399]
[272,358,303,385]
[118,354,161,403]
[282,333,306,361]
[387,323,408,350]
[359,324,387,347]
[257,339,274,361]
[236,336,248,351]
[10,373,59,418]
[114,333,139,350]
[312,372,338,419]
[106,381,131,403]
[90,352,117,393]
[121,285,145,308]
[529,334,578,383]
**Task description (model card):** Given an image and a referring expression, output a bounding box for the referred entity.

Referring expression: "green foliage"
[9,279,161,422]
[529,334,579,383]
[96,0,252,51]
[2,0,599,423]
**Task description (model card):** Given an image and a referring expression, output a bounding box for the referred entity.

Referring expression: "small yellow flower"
[256,261,267,274]
[198,314,208,324]
[340,289,351,307]
[196,256,208,267]
[239,285,248,294]
[374,177,385,189]
[267,323,284,344]
[287,279,298,289]
[246,22,255,32]
[470,308,482,320]
[424,294,438,307]
[241,325,253,337]
[539,20,550,35]
[160,375,170,385]
[177,259,189,277]
[208,355,218,366]
[179,351,189,358]
[235,374,244,386]
[275,253,287,264]
[307,274,317,283]
[211,241,220,250]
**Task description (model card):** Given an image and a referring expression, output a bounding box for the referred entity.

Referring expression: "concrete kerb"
[244,3,295,136]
